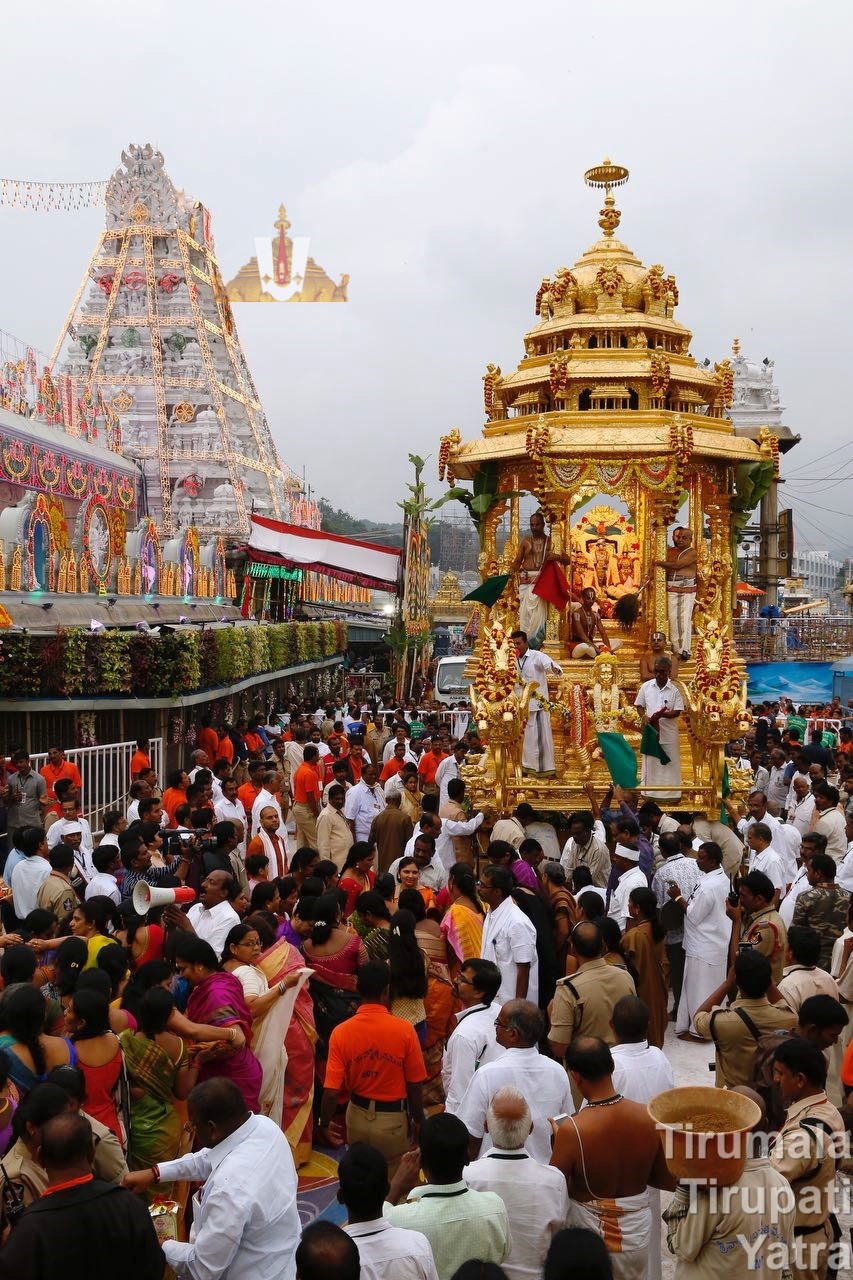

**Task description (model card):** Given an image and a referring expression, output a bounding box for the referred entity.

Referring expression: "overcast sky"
[0,0,850,553]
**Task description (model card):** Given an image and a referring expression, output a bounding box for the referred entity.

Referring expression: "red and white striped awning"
[247,515,401,592]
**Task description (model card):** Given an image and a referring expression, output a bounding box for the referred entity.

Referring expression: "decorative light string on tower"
[0,178,107,212]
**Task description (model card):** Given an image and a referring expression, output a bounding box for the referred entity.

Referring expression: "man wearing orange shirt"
[380,741,409,785]
[40,746,83,816]
[237,760,266,817]
[129,738,151,781]
[347,740,366,784]
[161,769,189,827]
[417,738,448,795]
[292,745,322,850]
[320,960,426,1173]
[196,718,220,768]
[217,727,235,765]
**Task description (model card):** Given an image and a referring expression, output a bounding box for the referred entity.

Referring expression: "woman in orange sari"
[439,863,484,972]
[256,920,318,1169]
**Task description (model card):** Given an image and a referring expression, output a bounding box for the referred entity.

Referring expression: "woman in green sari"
[118,987,197,1196]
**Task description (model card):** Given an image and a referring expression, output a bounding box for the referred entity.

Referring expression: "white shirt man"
[778,822,802,883]
[47,815,94,860]
[187,898,241,958]
[344,777,386,843]
[345,1219,438,1280]
[747,844,786,897]
[215,794,248,848]
[780,864,812,927]
[435,753,462,810]
[608,846,647,931]
[736,809,789,867]
[480,896,539,1007]
[611,1038,675,1102]
[157,1111,299,1280]
[767,764,790,813]
[382,737,417,765]
[85,869,121,907]
[442,1001,505,1114]
[455,1044,573,1164]
[560,830,611,888]
[514,642,562,773]
[675,857,731,1036]
[434,811,486,872]
[635,675,684,800]
[464,1093,569,1280]
[789,791,816,836]
[10,855,51,920]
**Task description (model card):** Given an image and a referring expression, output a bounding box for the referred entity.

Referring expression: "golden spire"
[274,204,291,287]
[584,157,629,238]
[732,336,741,356]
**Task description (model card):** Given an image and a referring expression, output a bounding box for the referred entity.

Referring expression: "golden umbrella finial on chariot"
[584,157,630,238]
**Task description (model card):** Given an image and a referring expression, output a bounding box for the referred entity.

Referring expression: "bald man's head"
[486,1085,532,1151]
[572,921,604,960]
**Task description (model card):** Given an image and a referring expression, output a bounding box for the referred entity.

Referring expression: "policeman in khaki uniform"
[737,869,789,985]
[694,950,795,1088]
[770,1037,845,1280]
[548,921,636,1097]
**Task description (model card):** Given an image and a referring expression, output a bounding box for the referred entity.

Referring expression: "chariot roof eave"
[447,414,763,479]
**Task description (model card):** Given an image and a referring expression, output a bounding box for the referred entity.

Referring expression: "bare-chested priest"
[640,630,679,682]
[511,511,567,649]
[550,1036,676,1280]
[656,527,697,661]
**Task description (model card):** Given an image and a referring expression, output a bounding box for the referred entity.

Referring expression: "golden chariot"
[439,161,773,815]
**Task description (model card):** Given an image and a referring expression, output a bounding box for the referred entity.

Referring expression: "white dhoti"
[519,581,548,649]
[667,585,696,658]
[522,709,555,773]
[568,1191,651,1280]
[640,719,682,800]
[640,751,682,801]
[676,954,727,1034]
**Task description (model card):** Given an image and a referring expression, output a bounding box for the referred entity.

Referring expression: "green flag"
[719,761,731,825]
[463,574,511,607]
[640,723,671,765]
[596,732,638,789]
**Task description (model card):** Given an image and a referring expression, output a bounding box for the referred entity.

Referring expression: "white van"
[434,656,471,706]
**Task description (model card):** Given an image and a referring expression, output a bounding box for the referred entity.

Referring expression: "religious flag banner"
[640,723,671,766]
[463,574,510,607]
[532,561,570,612]
[596,731,638,789]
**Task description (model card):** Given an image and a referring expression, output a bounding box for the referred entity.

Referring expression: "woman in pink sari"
[173,936,263,1113]
[256,922,318,1169]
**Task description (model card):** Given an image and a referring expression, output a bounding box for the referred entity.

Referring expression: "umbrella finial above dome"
[584,158,630,238]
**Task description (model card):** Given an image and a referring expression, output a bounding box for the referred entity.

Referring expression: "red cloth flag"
[532,560,570,611]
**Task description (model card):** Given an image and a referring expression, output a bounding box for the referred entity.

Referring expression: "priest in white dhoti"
[512,629,562,774]
[670,842,731,1039]
[634,656,683,800]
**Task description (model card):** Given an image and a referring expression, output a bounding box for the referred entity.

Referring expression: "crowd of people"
[0,693,851,1278]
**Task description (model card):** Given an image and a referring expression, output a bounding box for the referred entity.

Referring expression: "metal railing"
[31,738,163,838]
[735,617,853,662]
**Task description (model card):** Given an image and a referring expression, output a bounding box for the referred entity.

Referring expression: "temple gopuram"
[440,160,777,815]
